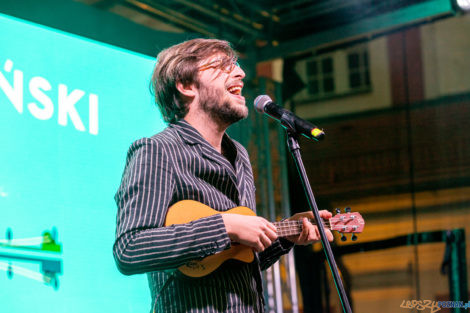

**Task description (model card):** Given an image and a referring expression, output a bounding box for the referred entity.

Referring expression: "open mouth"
[227,85,243,96]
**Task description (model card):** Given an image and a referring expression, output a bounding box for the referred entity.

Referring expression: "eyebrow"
[198,60,221,72]
[200,58,224,67]
[198,57,234,73]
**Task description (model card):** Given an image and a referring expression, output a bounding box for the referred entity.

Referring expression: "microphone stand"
[286,130,353,313]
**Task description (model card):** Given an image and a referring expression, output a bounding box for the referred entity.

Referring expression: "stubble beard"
[198,82,248,126]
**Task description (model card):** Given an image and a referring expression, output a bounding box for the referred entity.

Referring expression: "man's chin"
[200,95,248,125]
[239,107,249,119]
[216,106,248,125]
[232,97,247,111]
[231,103,248,120]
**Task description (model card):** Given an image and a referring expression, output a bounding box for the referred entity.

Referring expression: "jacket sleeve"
[258,238,295,271]
[113,138,231,275]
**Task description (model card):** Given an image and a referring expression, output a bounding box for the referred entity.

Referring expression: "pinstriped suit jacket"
[114,119,294,312]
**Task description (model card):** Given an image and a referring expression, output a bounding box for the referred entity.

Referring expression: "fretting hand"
[285,210,334,245]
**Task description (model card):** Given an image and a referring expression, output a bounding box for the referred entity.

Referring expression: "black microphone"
[254,95,325,141]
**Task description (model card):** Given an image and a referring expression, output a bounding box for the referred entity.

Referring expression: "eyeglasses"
[198,57,240,73]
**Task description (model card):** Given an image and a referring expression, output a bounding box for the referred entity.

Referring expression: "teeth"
[228,86,242,94]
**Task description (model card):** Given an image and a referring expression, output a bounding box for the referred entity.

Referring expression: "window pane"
[349,72,361,88]
[322,58,333,73]
[348,53,360,69]
[323,77,335,92]
[308,79,319,95]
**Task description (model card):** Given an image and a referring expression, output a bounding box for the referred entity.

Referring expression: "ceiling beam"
[125,0,220,38]
[171,0,266,39]
[257,0,455,61]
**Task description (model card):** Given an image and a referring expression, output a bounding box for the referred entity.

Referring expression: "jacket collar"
[171,119,211,146]
[172,119,247,205]
[171,119,238,175]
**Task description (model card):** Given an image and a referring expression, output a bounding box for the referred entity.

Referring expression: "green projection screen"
[0,13,167,312]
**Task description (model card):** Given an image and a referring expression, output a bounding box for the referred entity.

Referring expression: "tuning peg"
[340,233,347,241]
[345,207,351,213]
[351,234,357,241]
[335,208,341,214]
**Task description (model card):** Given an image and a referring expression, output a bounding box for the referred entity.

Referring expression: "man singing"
[113,38,333,313]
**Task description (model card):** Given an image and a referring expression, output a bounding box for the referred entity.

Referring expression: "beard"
[198,82,248,126]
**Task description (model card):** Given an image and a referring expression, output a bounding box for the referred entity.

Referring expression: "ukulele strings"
[274,220,333,233]
[275,220,332,227]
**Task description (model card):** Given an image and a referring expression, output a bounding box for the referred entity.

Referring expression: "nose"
[232,63,245,80]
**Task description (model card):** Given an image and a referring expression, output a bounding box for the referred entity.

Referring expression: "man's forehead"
[201,53,231,64]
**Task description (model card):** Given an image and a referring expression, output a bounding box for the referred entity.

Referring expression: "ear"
[176,81,197,98]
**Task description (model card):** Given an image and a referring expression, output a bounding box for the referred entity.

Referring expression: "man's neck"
[183,112,228,154]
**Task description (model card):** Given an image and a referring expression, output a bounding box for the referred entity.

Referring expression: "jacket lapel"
[173,120,240,203]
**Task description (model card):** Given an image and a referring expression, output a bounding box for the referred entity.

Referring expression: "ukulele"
[165,200,364,277]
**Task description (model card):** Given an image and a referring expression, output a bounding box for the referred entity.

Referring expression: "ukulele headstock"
[330,207,365,241]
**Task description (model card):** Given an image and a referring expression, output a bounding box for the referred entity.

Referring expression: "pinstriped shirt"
[113,119,294,313]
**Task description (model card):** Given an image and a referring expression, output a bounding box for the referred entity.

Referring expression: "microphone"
[254,95,325,141]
